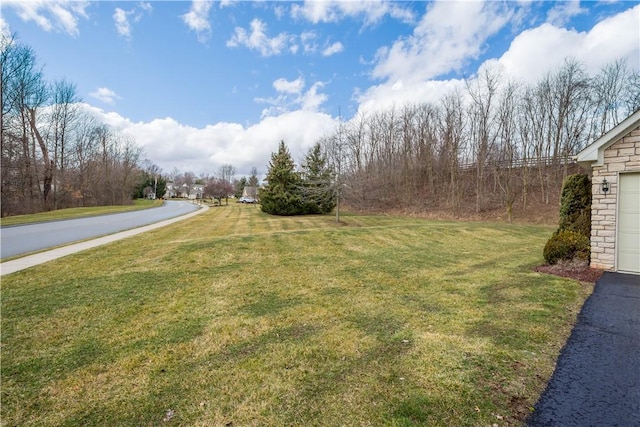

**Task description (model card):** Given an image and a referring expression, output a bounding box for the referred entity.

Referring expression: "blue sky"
[1,1,639,177]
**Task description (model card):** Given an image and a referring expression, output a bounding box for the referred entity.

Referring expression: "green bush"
[543,230,591,265]
[543,173,592,265]
[259,186,303,216]
[558,174,592,238]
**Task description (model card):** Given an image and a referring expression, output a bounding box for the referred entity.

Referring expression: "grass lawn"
[0,204,591,426]
[0,199,163,226]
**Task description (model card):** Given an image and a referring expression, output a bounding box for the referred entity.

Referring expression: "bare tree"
[68,112,100,206]
[322,119,347,222]
[623,70,640,113]
[46,79,79,208]
[1,35,49,213]
[495,81,522,222]
[219,164,235,184]
[467,67,500,213]
[205,178,233,205]
[439,92,466,212]
[182,171,195,198]
[116,134,142,204]
[590,59,637,139]
[248,167,259,187]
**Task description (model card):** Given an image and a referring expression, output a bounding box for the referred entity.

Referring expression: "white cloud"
[358,3,640,117]
[89,87,122,105]
[226,24,342,58]
[356,78,466,116]
[273,77,305,94]
[2,0,89,36]
[274,5,287,20]
[80,103,337,177]
[489,4,640,83]
[300,82,328,111]
[181,0,212,43]
[113,8,132,38]
[300,31,317,54]
[227,18,293,56]
[113,4,152,39]
[322,41,344,57]
[372,1,514,83]
[219,0,236,8]
[546,0,587,27]
[291,0,415,26]
[256,77,329,118]
[139,2,153,13]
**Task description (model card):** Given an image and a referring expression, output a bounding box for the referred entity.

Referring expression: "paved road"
[527,272,640,427]
[0,200,200,259]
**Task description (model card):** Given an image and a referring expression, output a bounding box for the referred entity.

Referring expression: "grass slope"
[0,205,591,426]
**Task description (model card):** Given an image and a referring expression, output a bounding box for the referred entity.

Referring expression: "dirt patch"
[534,263,604,283]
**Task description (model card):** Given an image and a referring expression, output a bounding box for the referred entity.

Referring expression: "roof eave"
[576,110,640,167]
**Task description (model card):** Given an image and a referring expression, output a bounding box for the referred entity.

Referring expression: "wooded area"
[319,59,639,221]
[1,35,145,216]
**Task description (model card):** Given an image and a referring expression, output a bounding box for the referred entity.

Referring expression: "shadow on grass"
[240,291,304,317]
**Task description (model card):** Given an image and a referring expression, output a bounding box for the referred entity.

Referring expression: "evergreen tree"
[558,173,592,238]
[234,176,247,198]
[260,141,304,215]
[248,167,259,187]
[134,174,166,199]
[301,143,336,214]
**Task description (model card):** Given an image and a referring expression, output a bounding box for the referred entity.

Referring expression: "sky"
[1,0,639,178]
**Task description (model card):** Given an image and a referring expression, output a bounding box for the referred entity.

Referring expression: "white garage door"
[617,172,640,274]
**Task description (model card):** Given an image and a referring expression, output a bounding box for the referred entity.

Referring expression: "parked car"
[238,196,257,203]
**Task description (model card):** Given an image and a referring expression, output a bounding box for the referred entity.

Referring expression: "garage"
[576,110,640,274]
[617,173,640,273]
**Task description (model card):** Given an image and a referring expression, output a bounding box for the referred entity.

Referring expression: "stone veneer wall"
[589,126,640,270]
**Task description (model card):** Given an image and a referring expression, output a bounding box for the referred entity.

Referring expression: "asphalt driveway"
[527,272,640,426]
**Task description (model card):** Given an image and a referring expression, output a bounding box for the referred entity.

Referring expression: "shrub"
[543,173,592,265]
[259,186,303,216]
[558,174,592,238]
[543,230,591,265]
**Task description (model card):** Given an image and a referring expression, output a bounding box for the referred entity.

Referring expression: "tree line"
[1,34,152,216]
[318,59,639,220]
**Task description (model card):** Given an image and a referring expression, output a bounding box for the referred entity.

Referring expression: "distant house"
[164,182,204,200]
[164,182,177,198]
[576,110,640,274]
[181,183,204,199]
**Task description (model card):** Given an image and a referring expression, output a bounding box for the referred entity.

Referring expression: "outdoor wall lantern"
[601,178,610,195]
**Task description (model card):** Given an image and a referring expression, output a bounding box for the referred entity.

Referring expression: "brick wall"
[590,127,640,270]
